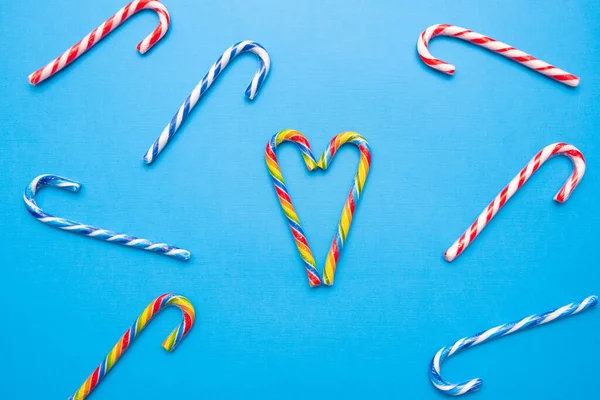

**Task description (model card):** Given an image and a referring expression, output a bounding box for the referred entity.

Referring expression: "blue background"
[1,0,599,398]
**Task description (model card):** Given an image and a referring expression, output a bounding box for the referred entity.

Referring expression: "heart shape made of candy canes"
[266,130,371,287]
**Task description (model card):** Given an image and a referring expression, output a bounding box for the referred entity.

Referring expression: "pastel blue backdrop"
[1,0,598,398]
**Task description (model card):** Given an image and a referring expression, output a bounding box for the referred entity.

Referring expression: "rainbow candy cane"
[430,295,598,396]
[29,0,170,85]
[24,174,190,261]
[143,41,271,164]
[445,143,585,262]
[68,293,195,399]
[417,24,580,86]
[266,130,371,287]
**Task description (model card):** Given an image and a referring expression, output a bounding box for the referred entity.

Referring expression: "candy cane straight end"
[28,67,55,85]
[142,154,154,165]
[566,77,580,88]
[142,139,161,164]
[142,143,161,164]
[323,271,335,286]
[308,272,322,288]
[28,69,50,85]
[443,250,456,263]
[553,194,568,204]
[172,250,192,261]
[142,152,154,165]
[27,72,38,85]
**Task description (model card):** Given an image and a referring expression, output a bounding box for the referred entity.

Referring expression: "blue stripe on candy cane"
[98,360,106,381]
[270,175,287,192]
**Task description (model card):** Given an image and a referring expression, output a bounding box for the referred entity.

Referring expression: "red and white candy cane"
[418,24,580,87]
[28,0,170,85]
[445,143,585,262]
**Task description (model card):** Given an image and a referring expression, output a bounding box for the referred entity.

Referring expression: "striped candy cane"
[430,295,598,396]
[445,143,585,262]
[68,293,195,400]
[24,174,190,261]
[418,24,580,87]
[266,130,371,287]
[29,0,170,85]
[142,41,271,164]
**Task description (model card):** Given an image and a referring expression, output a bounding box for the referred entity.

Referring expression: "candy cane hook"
[430,295,598,396]
[68,293,195,400]
[29,0,170,85]
[418,24,580,87]
[24,174,190,260]
[142,40,271,164]
[445,143,585,262]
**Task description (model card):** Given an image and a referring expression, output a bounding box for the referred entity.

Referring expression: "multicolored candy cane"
[445,143,585,262]
[28,0,170,85]
[142,41,270,164]
[68,293,195,400]
[430,295,598,396]
[24,174,190,261]
[266,130,371,287]
[417,24,580,87]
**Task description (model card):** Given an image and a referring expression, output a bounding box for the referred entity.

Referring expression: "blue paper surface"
[0,0,599,398]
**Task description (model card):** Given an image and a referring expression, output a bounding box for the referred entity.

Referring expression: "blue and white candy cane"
[143,40,271,164]
[24,174,191,261]
[430,295,598,396]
